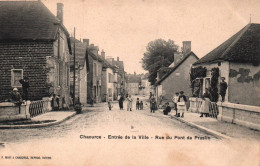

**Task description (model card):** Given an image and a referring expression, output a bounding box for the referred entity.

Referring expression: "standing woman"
[199,88,211,117]
[119,95,124,110]
[150,94,156,113]
[177,91,187,117]
[127,95,133,111]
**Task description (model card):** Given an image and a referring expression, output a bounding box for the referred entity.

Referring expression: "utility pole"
[73,27,76,107]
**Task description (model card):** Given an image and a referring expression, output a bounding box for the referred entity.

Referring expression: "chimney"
[89,44,99,56]
[57,3,64,24]
[101,50,105,59]
[182,41,191,55]
[83,39,89,46]
[174,52,183,65]
[117,57,119,61]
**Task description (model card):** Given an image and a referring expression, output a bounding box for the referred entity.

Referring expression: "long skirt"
[177,102,186,114]
[199,98,210,114]
[127,101,132,110]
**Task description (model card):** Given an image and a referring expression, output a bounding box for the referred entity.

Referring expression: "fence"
[208,102,218,118]
[29,99,52,117]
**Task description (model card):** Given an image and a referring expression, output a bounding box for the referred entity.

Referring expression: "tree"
[142,39,178,85]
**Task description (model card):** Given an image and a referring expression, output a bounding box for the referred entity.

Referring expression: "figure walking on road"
[127,95,133,111]
[177,91,187,117]
[136,97,140,110]
[119,95,124,110]
[150,94,156,113]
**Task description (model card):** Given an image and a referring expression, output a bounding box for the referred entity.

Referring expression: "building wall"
[160,55,198,101]
[79,63,87,104]
[87,57,102,103]
[101,69,107,102]
[0,41,52,101]
[228,62,260,106]
[127,83,139,95]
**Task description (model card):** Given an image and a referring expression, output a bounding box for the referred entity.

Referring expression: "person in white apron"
[177,91,187,117]
[199,88,211,117]
[172,92,179,116]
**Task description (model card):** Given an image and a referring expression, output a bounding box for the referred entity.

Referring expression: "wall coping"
[189,97,203,101]
[0,102,16,107]
[218,102,260,113]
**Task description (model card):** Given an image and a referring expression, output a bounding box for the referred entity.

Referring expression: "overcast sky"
[43,0,260,74]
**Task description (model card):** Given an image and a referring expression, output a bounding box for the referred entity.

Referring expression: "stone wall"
[0,41,52,101]
[218,102,260,130]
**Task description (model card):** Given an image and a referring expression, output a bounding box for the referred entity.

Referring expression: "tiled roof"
[70,37,88,68]
[0,1,69,41]
[194,23,260,65]
[156,51,199,85]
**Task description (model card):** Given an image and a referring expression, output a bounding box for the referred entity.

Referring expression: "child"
[163,102,171,115]
[139,101,143,110]
[136,98,140,110]
[108,97,112,111]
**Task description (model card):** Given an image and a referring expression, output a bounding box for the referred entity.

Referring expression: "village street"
[0,95,217,144]
[1,96,260,166]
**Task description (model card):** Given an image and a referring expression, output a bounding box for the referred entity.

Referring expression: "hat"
[180,91,184,94]
[13,88,18,91]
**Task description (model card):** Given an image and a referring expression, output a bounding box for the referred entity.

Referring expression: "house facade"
[192,23,260,106]
[155,41,199,103]
[87,44,103,103]
[190,23,260,130]
[70,38,89,104]
[0,1,72,108]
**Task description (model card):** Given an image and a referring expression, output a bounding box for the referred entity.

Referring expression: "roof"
[194,23,260,65]
[156,51,199,85]
[0,1,70,41]
[70,37,88,69]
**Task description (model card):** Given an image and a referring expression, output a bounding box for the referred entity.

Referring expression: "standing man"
[19,76,30,100]
[219,77,228,102]
[150,94,156,113]
[172,92,179,116]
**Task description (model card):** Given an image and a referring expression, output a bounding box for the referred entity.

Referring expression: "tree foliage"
[142,39,178,85]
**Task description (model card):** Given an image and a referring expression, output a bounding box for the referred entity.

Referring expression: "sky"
[42,0,260,74]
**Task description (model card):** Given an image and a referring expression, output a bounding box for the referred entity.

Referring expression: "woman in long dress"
[177,91,187,117]
[127,95,133,111]
[119,95,124,110]
[199,88,211,117]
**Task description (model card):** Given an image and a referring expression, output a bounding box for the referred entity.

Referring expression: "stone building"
[155,42,199,103]
[70,38,89,104]
[87,44,103,103]
[192,23,260,106]
[0,1,72,108]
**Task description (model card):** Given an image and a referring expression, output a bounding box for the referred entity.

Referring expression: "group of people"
[116,94,144,111]
[8,76,30,105]
[170,91,187,117]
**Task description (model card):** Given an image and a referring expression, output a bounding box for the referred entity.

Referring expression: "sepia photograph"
[0,0,259,165]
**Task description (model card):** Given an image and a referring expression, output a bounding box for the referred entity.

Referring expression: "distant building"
[100,51,118,102]
[106,57,126,96]
[0,1,72,108]
[87,44,103,103]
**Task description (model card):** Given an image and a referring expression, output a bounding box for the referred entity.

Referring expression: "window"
[109,73,114,83]
[11,69,23,87]
[108,88,112,97]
